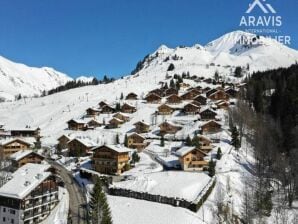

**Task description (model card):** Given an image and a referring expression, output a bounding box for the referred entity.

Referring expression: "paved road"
[47,160,87,224]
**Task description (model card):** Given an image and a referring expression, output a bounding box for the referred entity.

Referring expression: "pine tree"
[214,71,219,82]
[132,151,140,164]
[124,134,128,147]
[115,133,120,144]
[120,92,124,100]
[163,82,168,89]
[208,159,216,177]
[185,135,192,146]
[191,135,200,148]
[231,126,241,151]
[89,178,112,224]
[170,79,175,89]
[160,135,165,147]
[115,102,121,112]
[216,147,222,160]
[167,63,175,71]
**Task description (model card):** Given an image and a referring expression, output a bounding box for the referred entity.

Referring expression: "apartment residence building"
[0,163,59,224]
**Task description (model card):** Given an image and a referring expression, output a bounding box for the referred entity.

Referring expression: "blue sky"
[0,0,297,78]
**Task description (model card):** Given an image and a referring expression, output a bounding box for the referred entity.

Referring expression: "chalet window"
[3,208,6,212]
[3,217,5,222]
[10,209,15,215]
[11,219,14,224]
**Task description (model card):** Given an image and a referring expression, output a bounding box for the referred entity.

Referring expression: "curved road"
[47,160,87,224]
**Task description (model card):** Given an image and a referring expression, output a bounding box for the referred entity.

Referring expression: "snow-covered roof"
[0,138,33,146]
[175,146,196,157]
[68,137,97,147]
[0,163,51,199]
[128,132,145,140]
[9,149,43,161]
[68,119,86,124]
[94,144,131,153]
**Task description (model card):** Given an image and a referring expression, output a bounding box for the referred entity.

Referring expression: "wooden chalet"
[159,121,182,135]
[193,95,207,105]
[208,90,229,101]
[206,89,218,98]
[67,119,86,131]
[107,118,124,129]
[183,103,200,115]
[127,133,147,151]
[10,150,44,168]
[202,87,211,93]
[200,108,217,121]
[101,104,115,114]
[145,93,162,104]
[57,134,71,150]
[197,135,213,153]
[126,92,138,100]
[149,88,164,97]
[176,146,208,171]
[166,94,182,104]
[92,145,130,175]
[158,104,174,115]
[180,89,200,100]
[134,121,150,133]
[225,88,239,98]
[201,120,222,133]
[215,100,230,110]
[87,119,102,128]
[113,112,130,122]
[179,82,190,90]
[164,88,178,96]
[121,103,137,113]
[67,138,96,157]
[204,78,215,84]
[10,127,40,138]
[98,101,109,108]
[86,107,101,116]
[0,138,32,158]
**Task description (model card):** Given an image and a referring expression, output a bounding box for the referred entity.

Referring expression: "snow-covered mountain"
[0,56,72,101]
[1,30,298,102]
[131,31,298,82]
[75,76,95,83]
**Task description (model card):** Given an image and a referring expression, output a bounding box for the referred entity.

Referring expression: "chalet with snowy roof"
[215,100,230,110]
[158,104,174,115]
[145,93,162,104]
[67,119,86,131]
[113,112,130,122]
[10,127,40,138]
[87,119,102,128]
[202,86,211,93]
[159,121,182,136]
[208,90,229,101]
[225,88,239,98]
[149,88,164,97]
[127,133,147,151]
[206,89,217,97]
[183,103,200,115]
[67,138,97,157]
[166,94,182,104]
[57,134,71,151]
[0,138,32,159]
[107,117,124,129]
[125,92,138,100]
[134,121,150,133]
[121,103,137,113]
[10,150,44,168]
[86,107,101,116]
[92,145,130,175]
[197,135,213,153]
[98,101,109,108]
[164,88,178,96]
[203,78,215,84]
[200,108,217,121]
[179,82,190,89]
[180,89,200,100]
[201,120,222,133]
[0,163,59,224]
[176,146,208,171]
[101,104,115,114]
[193,95,207,105]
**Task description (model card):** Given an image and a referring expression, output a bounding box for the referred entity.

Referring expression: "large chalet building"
[0,164,59,224]
[127,133,147,151]
[133,121,150,133]
[67,138,97,157]
[176,146,208,171]
[159,121,182,135]
[10,150,45,169]
[92,145,130,175]
[0,138,32,159]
